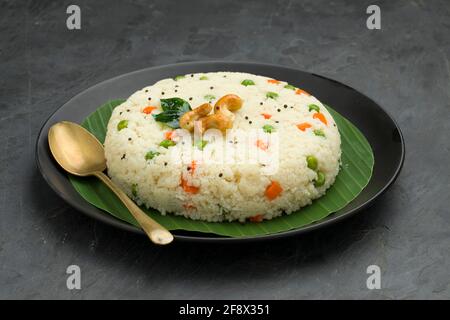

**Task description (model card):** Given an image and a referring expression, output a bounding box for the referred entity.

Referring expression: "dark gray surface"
[0,0,449,299]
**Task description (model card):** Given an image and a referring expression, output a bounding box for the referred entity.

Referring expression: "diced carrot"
[256,139,268,151]
[249,214,264,222]
[261,113,272,119]
[189,160,197,175]
[295,88,310,96]
[164,131,175,140]
[267,79,280,84]
[313,112,328,125]
[180,177,199,194]
[142,106,157,114]
[183,203,196,210]
[296,122,312,131]
[265,181,283,200]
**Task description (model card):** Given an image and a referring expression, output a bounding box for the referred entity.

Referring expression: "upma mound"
[104,72,341,222]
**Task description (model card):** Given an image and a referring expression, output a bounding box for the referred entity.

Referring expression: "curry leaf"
[152,98,191,128]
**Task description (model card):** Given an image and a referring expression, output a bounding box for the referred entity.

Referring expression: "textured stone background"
[1,0,449,299]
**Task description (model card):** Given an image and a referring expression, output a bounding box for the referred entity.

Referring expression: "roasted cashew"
[180,94,243,134]
[199,112,234,133]
[201,94,243,133]
[179,103,212,131]
[213,94,243,120]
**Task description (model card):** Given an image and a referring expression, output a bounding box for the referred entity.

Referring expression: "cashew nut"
[180,94,243,134]
[179,103,212,131]
[214,94,243,118]
[199,112,234,133]
[197,94,243,133]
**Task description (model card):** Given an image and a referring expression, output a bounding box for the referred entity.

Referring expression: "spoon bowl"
[48,121,174,245]
[49,121,106,176]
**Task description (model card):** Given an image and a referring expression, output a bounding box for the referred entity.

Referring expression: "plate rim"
[35,60,405,243]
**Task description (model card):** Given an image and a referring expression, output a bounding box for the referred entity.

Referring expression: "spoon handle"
[93,171,174,245]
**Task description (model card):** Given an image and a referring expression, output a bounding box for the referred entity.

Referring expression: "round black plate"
[36,61,405,243]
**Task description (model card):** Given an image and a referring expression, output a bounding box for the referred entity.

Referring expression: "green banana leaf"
[69,100,374,237]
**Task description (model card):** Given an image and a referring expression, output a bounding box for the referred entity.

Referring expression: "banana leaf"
[69,100,374,237]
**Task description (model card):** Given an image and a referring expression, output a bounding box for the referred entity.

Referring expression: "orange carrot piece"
[189,160,197,175]
[295,88,310,96]
[265,181,283,200]
[296,122,312,131]
[256,139,268,151]
[267,79,280,84]
[313,112,328,125]
[249,214,264,222]
[143,106,157,114]
[164,131,175,140]
[180,177,199,194]
[183,203,196,210]
[261,113,272,119]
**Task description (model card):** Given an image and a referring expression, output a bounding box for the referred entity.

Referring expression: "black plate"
[35,61,405,243]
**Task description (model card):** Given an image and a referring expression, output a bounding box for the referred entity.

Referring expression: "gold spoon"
[48,121,174,245]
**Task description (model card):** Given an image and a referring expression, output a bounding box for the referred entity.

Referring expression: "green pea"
[314,171,326,187]
[199,76,208,80]
[159,139,176,148]
[145,150,160,161]
[174,75,185,81]
[313,129,325,137]
[266,92,279,99]
[131,183,138,197]
[241,79,255,86]
[262,124,275,133]
[308,104,320,112]
[117,120,128,131]
[196,140,208,150]
[204,94,216,101]
[284,84,296,90]
[306,155,318,170]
